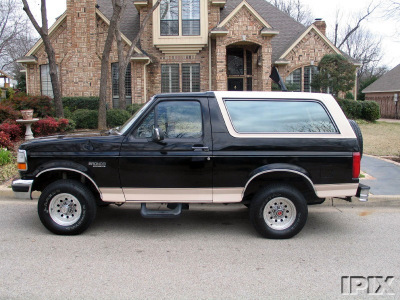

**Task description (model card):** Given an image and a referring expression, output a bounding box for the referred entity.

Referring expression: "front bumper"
[12,179,33,199]
[356,183,370,202]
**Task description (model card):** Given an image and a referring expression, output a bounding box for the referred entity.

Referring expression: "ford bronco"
[12,91,369,238]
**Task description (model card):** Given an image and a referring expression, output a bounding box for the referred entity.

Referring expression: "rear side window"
[224,100,337,133]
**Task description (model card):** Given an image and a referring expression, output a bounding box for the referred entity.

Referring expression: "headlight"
[17,150,27,171]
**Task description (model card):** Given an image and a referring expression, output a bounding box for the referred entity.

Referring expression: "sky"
[29,0,400,69]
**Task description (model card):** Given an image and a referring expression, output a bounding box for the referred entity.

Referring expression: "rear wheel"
[249,184,308,239]
[38,179,97,235]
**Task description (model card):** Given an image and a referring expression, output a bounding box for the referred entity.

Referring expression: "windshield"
[118,98,155,134]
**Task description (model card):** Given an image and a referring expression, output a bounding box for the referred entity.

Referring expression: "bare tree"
[332,2,380,49]
[0,0,34,76]
[98,0,124,130]
[384,0,400,37]
[269,0,314,25]
[114,0,161,110]
[22,0,64,117]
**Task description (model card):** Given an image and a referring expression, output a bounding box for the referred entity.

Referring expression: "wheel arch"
[32,165,102,202]
[242,164,320,204]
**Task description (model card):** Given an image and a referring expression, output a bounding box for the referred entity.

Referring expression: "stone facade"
[21,0,347,107]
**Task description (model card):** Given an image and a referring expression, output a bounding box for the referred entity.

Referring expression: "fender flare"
[242,163,316,198]
[33,161,102,199]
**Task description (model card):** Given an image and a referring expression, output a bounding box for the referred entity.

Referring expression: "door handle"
[192,146,209,152]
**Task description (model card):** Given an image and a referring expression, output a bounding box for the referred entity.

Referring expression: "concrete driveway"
[360,155,400,196]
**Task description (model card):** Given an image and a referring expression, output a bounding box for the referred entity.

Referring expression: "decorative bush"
[362,101,380,121]
[0,122,23,141]
[31,117,76,136]
[0,103,20,123]
[0,148,12,166]
[0,131,13,150]
[62,97,99,112]
[71,109,98,129]
[107,109,131,128]
[337,99,363,119]
[6,94,54,118]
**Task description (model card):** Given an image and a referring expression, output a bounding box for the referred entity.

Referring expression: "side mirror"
[152,127,164,142]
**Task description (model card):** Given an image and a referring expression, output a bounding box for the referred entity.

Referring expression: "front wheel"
[249,184,308,239]
[38,179,97,235]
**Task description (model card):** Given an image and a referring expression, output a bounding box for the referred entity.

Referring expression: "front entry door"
[119,97,213,202]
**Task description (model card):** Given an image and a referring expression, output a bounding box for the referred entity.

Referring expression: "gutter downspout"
[144,59,151,102]
[209,36,212,91]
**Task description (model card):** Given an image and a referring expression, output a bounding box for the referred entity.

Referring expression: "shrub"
[126,103,145,115]
[0,103,20,123]
[362,101,380,121]
[107,109,131,128]
[0,131,13,150]
[71,109,98,129]
[345,92,354,100]
[32,117,76,136]
[32,117,59,136]
[6,94,54,118]
[337,99,362,119]
[0,122,23,141]
[0,148,12,166]
[62,97,99,112]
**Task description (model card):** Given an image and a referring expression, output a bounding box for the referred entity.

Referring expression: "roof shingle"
[363,64,400,93]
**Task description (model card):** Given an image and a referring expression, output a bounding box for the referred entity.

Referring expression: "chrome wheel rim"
[49,193,82,226]
[263,197,296,230]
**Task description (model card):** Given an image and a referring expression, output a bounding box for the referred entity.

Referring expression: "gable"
[279,25,340,62]
[219,1,272,29]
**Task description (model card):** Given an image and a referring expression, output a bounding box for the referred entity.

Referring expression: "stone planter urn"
[20,109,34,120]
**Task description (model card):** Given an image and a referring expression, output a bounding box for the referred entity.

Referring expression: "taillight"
[353,152,361,178]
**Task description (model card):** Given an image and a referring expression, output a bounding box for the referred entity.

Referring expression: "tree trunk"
[22,0,64,117]
[42,35,63,117]
[98,0,124,130]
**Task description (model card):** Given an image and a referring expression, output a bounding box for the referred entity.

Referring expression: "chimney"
[313,18,326,36]
[67,0,97,49]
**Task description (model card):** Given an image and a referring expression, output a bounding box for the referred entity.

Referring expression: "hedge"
[106,109,131,128]
[62,97,99,112]
[71,109,99,129]
[337,99,380,121]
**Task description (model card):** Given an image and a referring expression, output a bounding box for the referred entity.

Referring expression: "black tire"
[249,184,308,239]
[38,179,97,235]
[349,119,363,157]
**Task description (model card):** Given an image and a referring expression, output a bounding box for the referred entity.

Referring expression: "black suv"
[12,91,369,238]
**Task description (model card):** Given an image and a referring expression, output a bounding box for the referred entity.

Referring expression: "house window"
[182,64,200,92]
[40,64,56,98]
[286,68,302,92]
[286,66,318,92]
[160,0,179,36]
[112,62,132,108]
[304,66,319,92]
[182,0,200,35]
[160,0,200,36]
[161,64,180,93]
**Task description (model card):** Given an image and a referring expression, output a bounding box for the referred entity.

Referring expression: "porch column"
[216,37,227,91]
[262,38,272,91]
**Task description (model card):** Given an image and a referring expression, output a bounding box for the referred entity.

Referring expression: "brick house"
[18,0,354,108]
[363,64,400,119]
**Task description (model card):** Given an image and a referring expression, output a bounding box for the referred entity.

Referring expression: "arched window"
[286,65,319,92]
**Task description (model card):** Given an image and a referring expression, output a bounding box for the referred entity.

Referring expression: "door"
[119,97,213,202]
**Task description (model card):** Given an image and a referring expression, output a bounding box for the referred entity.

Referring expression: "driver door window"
[134,101,203,139]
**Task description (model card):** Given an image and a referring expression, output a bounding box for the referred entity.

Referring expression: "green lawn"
[358,120,400,157]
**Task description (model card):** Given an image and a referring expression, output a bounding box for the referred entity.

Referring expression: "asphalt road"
[1,198,400,299]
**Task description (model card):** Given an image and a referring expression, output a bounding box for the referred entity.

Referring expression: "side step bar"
[140,203,182,218]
